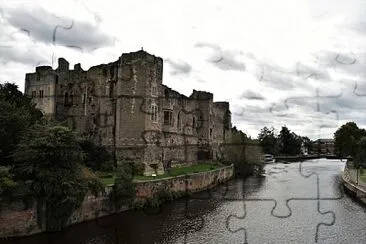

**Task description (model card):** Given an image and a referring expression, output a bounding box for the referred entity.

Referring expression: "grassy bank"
[99,163,221,185]
[360,168,366,182]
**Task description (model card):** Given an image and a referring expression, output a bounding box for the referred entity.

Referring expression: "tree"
[79,139,114,171]
[109,163,136,209]
[0,82,42,166]
[0,166,17,195]
[12,124,103,231]
[258,127,278,155]
[334,122,366,158]
[354,137,366,168]
[276,126,303,156]
[302,136,312,150]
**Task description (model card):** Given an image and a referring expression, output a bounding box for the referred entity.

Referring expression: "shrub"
[109,164,136,209]
[0,166,17,195]
[133,163,145,176]
[79,139,114,171]
[81,167,105,197]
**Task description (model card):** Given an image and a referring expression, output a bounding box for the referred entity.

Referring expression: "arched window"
[164,89,169,99]
[193,117,196,128]
[69,92,73,105]
[177,112,181,129]
[64,92,68,105]
[150,104,158,122]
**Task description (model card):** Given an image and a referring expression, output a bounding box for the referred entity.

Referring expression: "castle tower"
[115,50,164,175]
[25,66,57,117]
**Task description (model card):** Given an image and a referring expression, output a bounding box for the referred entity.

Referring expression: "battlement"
[57,57,69,71]
[121,49,163,65]
[35,66,53,74]
[189,89,214,101]
[214,101,230,111]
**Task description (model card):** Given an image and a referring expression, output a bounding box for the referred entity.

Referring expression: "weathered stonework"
[0,165,234,238]
[25,50,232,175]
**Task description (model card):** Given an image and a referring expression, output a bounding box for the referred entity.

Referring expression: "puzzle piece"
[237,163,318,217]
[226,200,334,244]
[299,159,345,200]
[181,161,344,243]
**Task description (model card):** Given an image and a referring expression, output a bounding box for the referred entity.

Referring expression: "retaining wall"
[0,164,233,238]
[341,171,366,205]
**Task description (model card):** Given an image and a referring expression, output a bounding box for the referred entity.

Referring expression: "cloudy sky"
[1,0,366,140]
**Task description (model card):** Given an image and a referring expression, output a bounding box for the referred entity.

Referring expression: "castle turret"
[57,58,69,71]
[25,65,57,117]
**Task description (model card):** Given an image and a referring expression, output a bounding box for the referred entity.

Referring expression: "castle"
[25,50,232,175]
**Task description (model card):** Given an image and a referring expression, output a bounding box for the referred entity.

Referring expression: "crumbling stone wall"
[0,165,234,238]
[25,50,232,175]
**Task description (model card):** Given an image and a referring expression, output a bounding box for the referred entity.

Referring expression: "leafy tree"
[354,137,366,168]
[0,82,42,166]
[258,127,278,155]
[276,126,303,156]
[79,139,114,171]
[109,163,136,209]
[278,126,295,155]
[334,122,366,158]
[302,136,312,150]
[12,124,103,231]
[0,166,17,195]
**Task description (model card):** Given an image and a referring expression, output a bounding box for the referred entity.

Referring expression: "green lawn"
[134,163,220,181]
[99,163,221,185]
[360,168,366,182]
[101,176,116,185]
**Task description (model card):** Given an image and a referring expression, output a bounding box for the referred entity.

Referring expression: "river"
[4,159,366,244]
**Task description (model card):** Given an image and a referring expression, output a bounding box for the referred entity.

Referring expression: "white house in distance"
[300,142,308,155]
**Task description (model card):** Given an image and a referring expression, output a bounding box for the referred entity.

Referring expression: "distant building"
[312,139,335,155]
[300,142,308,155]
[24,49,232,175]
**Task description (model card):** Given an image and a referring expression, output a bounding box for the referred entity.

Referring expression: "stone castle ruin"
[25,50,232,175]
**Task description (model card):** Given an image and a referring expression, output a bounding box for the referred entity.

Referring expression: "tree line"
[257,126,311,156]
[257,122,366,168]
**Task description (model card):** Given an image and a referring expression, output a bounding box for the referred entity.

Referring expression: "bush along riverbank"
[0,164,234,238]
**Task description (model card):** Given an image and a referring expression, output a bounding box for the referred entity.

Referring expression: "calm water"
[5,159,366,244]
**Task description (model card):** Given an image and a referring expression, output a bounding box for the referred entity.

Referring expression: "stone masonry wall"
[0,165,233,238]
[25,49,232,176]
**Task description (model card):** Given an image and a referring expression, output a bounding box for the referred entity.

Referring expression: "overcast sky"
[1,0,366,140]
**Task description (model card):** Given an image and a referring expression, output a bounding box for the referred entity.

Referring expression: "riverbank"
[6,159,365,244]
[274,154,339,163]
[0,164,234,239]
[341,168,366,205]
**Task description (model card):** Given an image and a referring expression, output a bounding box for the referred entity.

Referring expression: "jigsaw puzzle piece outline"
[226,199,335,244]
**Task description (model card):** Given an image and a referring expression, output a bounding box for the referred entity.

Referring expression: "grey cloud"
[280,88,366,124]
[194,42,246,72]
[165,59,192,75]
[239,90,265,100]
[233,105,268,116]
[0,45,49,66]
[354,81,366,96]
[5,6,114,50]
[259,51,342,91]
[335,52,357,65]
[232,105,284,128]
[260,64,296,90]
